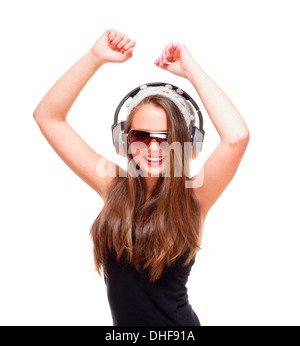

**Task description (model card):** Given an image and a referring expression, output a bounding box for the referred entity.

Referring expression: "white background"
[0,0,299,326]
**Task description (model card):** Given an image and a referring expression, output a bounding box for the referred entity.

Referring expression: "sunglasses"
[127,129,168,149]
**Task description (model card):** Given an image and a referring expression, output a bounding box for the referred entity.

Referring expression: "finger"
[165,43,178,57]
[107,29,118,42]
[157,44,173,64]
[162,50,166,64]
[166,45,175,59]
[165,47,170,59]
[156,62,170,71]
[105,28,113,37]
[167,42,180,50]
[111,32,124,46]
[117,36,130,49]
[157,58,165,67]
[166,44,180,62]
[123,39,136,50]
[163,49,169,64]
[125,47,134,57]
[159,55,165,66]
[160,52,167,65]
[120,47,134,62]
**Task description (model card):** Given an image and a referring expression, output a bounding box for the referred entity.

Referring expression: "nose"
[148,138,160,147]
[148,139,162,153]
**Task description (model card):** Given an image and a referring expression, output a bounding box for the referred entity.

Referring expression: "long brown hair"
[90,94,203,282]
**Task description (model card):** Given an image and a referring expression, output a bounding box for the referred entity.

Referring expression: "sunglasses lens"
[128,130,168,150]
[158,141,169,151]
[128,130,150,149]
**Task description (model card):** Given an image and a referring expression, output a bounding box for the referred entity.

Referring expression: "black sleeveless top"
[104,226,200,326]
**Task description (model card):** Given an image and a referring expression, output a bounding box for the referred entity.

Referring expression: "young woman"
[33,29,249,326]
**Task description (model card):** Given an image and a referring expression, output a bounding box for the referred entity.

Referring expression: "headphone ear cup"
[112,121,127,158]
[189,125,205,159]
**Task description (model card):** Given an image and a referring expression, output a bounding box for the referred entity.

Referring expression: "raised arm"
[33,29,136,199]
[155,43,250,220]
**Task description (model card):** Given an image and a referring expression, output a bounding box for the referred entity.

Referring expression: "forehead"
[131,104,168,132]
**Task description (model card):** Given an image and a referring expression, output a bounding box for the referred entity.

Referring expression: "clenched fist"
[91,29,136,64]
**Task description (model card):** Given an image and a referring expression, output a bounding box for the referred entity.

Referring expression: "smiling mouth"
[143,156,165,166]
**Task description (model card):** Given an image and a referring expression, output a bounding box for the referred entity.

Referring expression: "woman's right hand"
[91,29,136,64]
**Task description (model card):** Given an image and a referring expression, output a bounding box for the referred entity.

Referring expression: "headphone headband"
[113,82,203,129]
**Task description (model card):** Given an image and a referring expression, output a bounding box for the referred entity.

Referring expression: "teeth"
[147,157,163,162]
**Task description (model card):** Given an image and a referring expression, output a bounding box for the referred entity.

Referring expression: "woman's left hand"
[154,43,198,78]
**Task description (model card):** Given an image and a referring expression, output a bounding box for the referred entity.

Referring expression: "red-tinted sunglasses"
[127,129,168,149]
